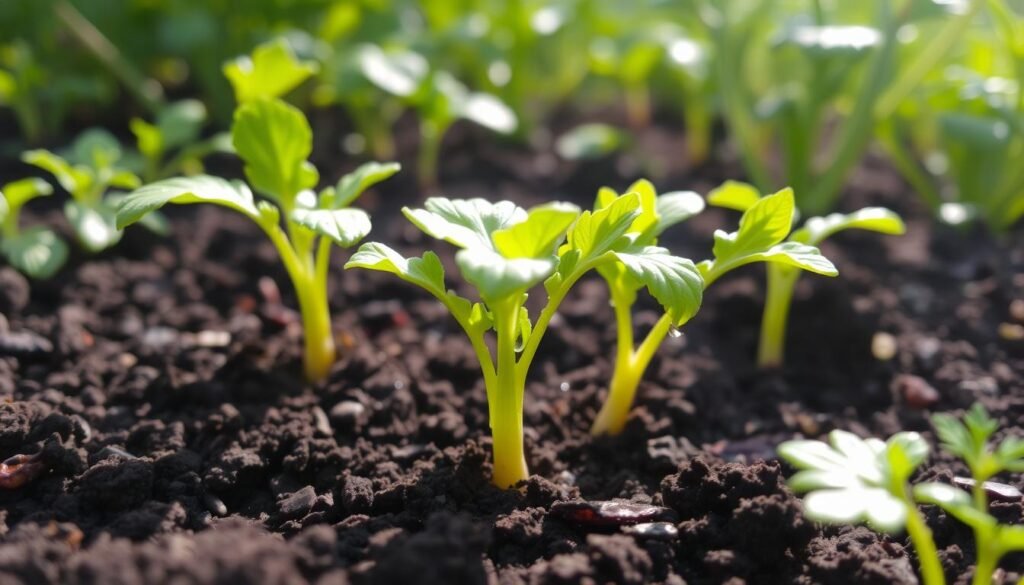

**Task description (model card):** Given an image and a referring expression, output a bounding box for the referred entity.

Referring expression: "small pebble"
[998,323,1024,341]
[279,485,317,519]
[96,446,137,460]
[190,330,231,348]
[550,500,676,527]
[1010,299,1024,322]
[894,374,939,409]
[142,327,179,350]
[952,477,1023,502]
[0,331,53,357]
[311,406,332,436]
[203,492,228,517]
[623,522,678,541]
[872,332,897,361]
[329,401,365,427]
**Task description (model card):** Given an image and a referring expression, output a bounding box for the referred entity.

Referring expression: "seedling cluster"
[1,3,1021,583]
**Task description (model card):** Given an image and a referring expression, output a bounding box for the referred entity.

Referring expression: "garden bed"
[1,123,1023,584]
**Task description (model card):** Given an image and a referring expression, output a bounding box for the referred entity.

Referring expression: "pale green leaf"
[716,188,795,257]
[1,227,68,279]
[492,202,580,259]
[403,197,527,251]
[791,208,906,246]
[71,129,122,169]
[611,246,703,325]
[556,123,626,160]
[224,39,319,103]
[157,99,207,150]
[358,45,427,97]
[706,180,762,212]
[291,208,371,247]
[65,201,121,252]
[232,98,318,201]
[130,118,163,159]
[461,92,517,134]
[565,192,641,260]
[655,190,705,235]
[345,243,447,299]
[456,248,554,301]
[331,161,401,209]
[914,482,994,530]
[116,175,258,228]
[750,242,838,276]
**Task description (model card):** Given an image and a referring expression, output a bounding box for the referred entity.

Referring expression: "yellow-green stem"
[491,300,528,488]
[591,308,674,436]
[758,265,799,368]
[296,272,336,382]
[905,502,947,585]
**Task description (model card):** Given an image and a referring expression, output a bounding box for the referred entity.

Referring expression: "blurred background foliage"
[1,0,1022,227]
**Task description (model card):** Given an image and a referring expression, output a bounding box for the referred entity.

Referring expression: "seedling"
[780,405,1024,585]
[130,100,232,182]
[591,182,838,436]
[348,192,699,487]
[22,129,163,253]
[0,177,67,279]
[116,97,398,382]
[700,0,981,214]
[357,44,517,188]
[223,38,319,105]
[707,181,905,368]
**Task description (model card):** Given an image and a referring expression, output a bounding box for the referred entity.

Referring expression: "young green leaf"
[403,198,527,251]
[1,178,53,211]
[779,430,929,533]
[291,208,371,247]
[565,192,641,260]
[330,162,401,209]
[116,176,259,228]
[1,227,68,280]
[456,248,556,301]
[231,98,318,202]
[709,187,796,261]
[654,191,705,235]
[492,203,581,259]
[706,180,762,212]
[21,150,91,195]
[224,39,319,103]
[346,243,448,299]
[611,246,703,325]
[791,208,906,246]
[65,201,120,252]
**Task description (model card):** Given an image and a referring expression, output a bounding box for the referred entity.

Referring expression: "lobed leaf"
[232,98,318,202]
[116,175,259,228]
[456,248,555,302]
[291,208,371,247]
[345,243,447,299]
[711,187,795,261]
[492,202,580,259]
[565,192,641,260]
[404,197,527,251]
[611,246,703,326]
[224,39,319,103]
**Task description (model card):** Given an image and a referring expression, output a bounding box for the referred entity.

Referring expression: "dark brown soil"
[1,116,1023,585]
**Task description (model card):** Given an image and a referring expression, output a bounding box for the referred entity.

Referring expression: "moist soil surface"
[1,117,1023,585]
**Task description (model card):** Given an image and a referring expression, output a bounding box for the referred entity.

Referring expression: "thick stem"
[971,546,997,585]
[758,265,799,368]
[592,312,674,436]
[905,503,947,585]
[296,272,336,382]
[491,301,528,488]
